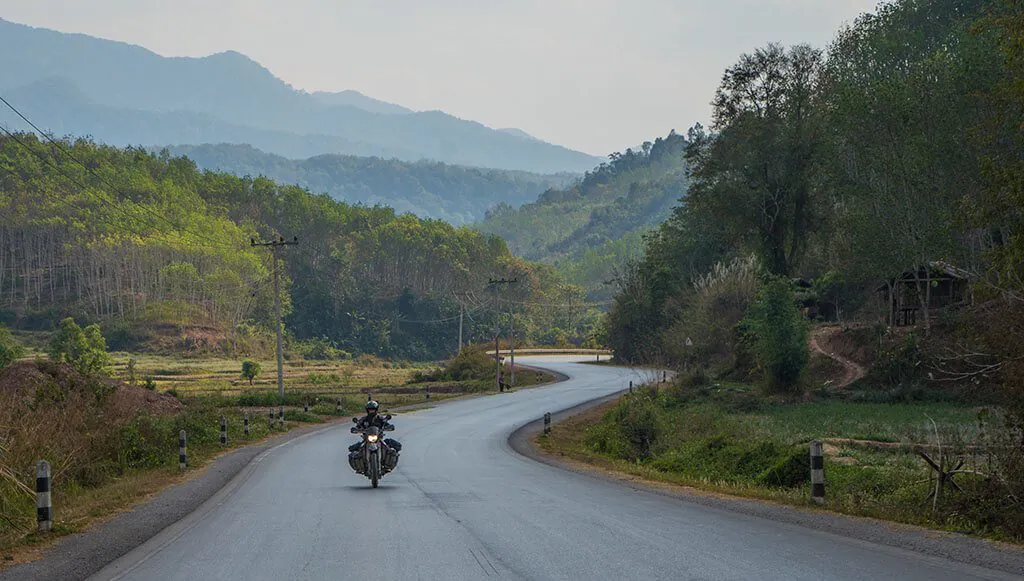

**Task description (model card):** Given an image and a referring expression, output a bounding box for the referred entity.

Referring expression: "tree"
[686,43,824,276]
[819,0,995,333]
[744,278,809,393]
[48,317,112,376]
[241,360,261,385]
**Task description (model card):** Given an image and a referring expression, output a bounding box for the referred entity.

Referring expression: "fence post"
[810,440,825,504]
[543,412,551,435]
[629,381,633,394]
[36,460,51,532]
[278,407,284,429]
[179,430,187,470]
[244,413,250,437]
[220,415,227,445]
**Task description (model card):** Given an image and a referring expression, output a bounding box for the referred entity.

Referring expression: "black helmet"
[366,400,380,414]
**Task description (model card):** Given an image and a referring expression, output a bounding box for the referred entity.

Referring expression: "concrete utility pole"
[509,309,516,386]
[251,236,298,398]
[488,278,517,391]
[458,300,464,353]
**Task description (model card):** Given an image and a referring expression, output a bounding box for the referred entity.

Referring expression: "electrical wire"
[0,95,247,251]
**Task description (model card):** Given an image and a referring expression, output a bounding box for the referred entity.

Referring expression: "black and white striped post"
[303,401,308,413]
[178,430,187,470]
[629,381,633,394]
[278,406,284,429]
[220,415,227,445]
[243,413,249,437]
[810,440,825,504]
[336,398,342,413]
[36,460,51,532]
[268,408,274,429]
[543,412,551,435]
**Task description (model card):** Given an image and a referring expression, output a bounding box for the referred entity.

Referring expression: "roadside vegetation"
[0,321,555,563]
[557,0,1024,544]
[537,381,1009,537]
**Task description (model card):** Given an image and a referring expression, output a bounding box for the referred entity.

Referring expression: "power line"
[0,96,246,251]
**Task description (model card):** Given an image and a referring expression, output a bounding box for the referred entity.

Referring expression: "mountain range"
[0,18,602,174]
[478,131,690,298]
[162,143,576,224]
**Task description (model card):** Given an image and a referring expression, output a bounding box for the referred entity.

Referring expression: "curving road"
[88,356,1020,581]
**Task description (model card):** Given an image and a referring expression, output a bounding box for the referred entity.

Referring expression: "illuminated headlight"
[367,434,379,443]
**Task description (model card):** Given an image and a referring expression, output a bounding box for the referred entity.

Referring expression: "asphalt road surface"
[88,356,1020,581]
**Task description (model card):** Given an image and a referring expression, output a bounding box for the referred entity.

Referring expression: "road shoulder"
[508,391,1024,579]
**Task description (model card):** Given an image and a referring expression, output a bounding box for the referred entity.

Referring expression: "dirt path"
[810,327,867,388]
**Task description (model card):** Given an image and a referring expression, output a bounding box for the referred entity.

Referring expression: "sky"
[0,0,881,157]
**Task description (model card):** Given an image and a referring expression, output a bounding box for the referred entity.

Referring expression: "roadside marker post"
[220,415,227,445]
[244,414,250,437]
[543,412,552,435]
[178,430,187,470]
[36,460,51,532]
[810,440,825,504]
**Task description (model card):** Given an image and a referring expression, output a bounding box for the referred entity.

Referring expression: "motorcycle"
[348,414,398,488]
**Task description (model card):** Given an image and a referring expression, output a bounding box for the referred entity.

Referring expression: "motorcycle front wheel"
[369,452,380,488]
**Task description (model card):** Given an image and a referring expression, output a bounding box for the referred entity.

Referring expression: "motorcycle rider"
[348,400,402,453]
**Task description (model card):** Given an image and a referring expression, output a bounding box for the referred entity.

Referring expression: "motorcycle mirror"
[385,414,392,420]
[352,417,359,423]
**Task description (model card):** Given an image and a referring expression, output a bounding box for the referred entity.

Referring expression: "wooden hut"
[879,261,971,326]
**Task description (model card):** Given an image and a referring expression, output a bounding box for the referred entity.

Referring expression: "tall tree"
[686,43,824,276]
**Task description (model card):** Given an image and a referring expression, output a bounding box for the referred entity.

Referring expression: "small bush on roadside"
[0,325,24,370]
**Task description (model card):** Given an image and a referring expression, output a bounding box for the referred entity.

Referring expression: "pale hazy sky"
[0,0,880,156]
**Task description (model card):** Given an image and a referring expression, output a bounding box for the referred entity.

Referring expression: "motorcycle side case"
[382,446,399,473]
[348,451,365,474]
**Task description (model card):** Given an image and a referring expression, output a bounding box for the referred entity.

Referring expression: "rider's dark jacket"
[354,413,390,430]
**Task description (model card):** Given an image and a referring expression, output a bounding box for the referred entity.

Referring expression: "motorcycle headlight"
[367,434,379,443]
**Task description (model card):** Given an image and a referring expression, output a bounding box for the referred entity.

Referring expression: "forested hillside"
[0,133,598,360]
[163,144,576,224]
[478,131,689,297]
[0,18,602,173]
[605,0,1024,380]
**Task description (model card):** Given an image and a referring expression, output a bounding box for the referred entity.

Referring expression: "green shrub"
[48,317,112,376]
[241,360,261,385]
[608,393,662,460]
[744,278,809,393]
[0,324,25,370]
[758,447,811,488]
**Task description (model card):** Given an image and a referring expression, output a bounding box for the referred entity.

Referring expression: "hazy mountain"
[163,144,578,225]
[497,128,542,141]
[309,90,413,115]
[0,18,602,173]
[477,131,690,297]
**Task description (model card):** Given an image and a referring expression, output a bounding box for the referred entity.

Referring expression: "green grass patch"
[539,379,1009,542]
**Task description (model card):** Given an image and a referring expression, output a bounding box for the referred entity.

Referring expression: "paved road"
[88,357,1019,581]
